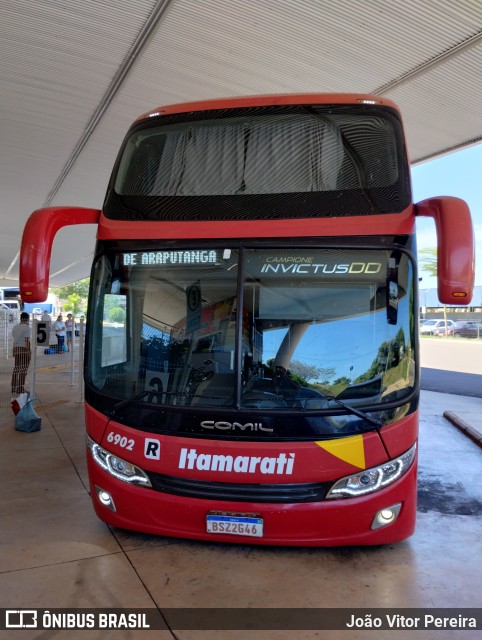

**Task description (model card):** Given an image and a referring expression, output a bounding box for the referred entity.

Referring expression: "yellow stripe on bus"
[315,434,366,470]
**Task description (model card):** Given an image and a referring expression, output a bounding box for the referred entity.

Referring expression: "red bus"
[19,94,474,545]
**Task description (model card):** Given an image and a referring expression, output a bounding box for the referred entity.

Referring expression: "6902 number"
[106,431,135,451]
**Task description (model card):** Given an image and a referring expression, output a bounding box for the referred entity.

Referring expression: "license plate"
[206,512,263,538]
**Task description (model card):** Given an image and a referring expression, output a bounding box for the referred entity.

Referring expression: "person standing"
[11,312,31,394]
[65,313,74,352]
[54,314,66,353]
[41,310,51,347]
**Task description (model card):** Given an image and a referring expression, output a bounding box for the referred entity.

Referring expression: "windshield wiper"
[109,388,381,427]
[321,395,382,427]
[109,391,150,417]
[109,390,230,417]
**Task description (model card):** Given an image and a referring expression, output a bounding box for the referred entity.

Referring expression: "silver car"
[419,319,455,336]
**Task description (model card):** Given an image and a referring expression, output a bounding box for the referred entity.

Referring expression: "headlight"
[87,436,152,487]
[326,443,416,499]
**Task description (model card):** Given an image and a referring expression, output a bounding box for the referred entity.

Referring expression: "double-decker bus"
[19,94,474,545]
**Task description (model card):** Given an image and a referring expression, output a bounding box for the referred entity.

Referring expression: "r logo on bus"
[144,439,160,460]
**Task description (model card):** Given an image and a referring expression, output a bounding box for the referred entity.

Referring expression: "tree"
[109,306,126,323]
[52,278,90,299]
[418,248,437,278]
[52,278,89,314]
[288,359,335,384]
[265,358,335,386]
[63,293,82,316]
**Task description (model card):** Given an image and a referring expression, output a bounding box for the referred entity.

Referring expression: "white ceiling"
[1,0,481,288]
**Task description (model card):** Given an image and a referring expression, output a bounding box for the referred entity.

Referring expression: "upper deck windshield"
[105,104,410,220]
[86,245,416,438]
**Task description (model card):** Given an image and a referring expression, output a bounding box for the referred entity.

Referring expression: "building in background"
[22,293,61,319]
[420,285,482,320]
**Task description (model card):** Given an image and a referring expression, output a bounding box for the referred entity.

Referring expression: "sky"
[412,142,482,288]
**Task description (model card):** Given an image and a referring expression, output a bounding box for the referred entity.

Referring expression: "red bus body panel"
[87,462,417,546]
[86,406,417,546]
[98,208,415,241]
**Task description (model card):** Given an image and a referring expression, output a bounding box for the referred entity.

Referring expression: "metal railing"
[0,318,85,424]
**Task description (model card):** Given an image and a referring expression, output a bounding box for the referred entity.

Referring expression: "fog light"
[95,485,116,512]
[371,503,401,530]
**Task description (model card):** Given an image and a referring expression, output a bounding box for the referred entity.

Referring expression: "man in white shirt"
[54,314,66,353]
[41,310,51,346]
[11,312,31,394]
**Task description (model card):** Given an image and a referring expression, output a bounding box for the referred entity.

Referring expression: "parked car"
[452,321,482,339]
[420,319,455,336]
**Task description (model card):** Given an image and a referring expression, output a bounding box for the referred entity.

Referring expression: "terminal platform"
[1,348,481,639]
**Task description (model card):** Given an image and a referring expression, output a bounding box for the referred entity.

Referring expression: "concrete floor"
[1,365,482,640]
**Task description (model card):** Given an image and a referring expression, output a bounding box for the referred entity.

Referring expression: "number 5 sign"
[36,321,50,346]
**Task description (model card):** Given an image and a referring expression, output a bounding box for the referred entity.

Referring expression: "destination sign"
[122,250,218,266]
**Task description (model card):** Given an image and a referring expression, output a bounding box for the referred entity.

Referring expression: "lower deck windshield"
[87,245,415,435]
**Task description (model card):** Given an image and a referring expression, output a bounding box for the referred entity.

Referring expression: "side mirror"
[414,196,474,304]
[20,206,100,302]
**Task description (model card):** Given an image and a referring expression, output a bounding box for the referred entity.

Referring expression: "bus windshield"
[87,245,416,436]
[106,105,410,220]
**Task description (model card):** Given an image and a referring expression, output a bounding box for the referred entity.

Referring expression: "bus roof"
[135,93,401,123]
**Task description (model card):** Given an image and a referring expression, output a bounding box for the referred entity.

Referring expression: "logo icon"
[6,610,38,628]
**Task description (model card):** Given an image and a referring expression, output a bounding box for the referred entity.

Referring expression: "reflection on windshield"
[87,247,415,430]
[241,315,411,410]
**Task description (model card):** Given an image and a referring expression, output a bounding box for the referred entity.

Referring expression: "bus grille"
[146,472,331,503]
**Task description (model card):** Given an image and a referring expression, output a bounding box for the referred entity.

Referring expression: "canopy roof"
[1,0,481,287]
